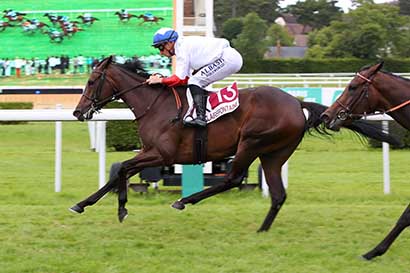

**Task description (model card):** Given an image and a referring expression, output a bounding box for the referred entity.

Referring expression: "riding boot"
[184,85,207,127]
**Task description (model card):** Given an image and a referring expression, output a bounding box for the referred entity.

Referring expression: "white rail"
[0,109,394,195]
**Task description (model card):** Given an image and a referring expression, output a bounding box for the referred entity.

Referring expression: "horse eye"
[348,84,356,92]
[88,80,94,86]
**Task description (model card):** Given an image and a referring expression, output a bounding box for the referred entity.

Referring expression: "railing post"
[382,120,390,194]
[97,121,106,189]
[55,104,62,192]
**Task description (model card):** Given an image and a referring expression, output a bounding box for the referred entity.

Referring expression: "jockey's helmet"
[152,28,178,47]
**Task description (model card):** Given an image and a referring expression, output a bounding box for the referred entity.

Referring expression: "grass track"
[0,0,172,58]
[0,122,409,272]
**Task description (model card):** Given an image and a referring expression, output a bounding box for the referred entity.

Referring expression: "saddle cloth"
[183,82,239,124]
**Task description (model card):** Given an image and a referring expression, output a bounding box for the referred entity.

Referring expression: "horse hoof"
[118,209,128,223]
[69,204,84,214]
[361,253,374,261]
[171,200,185,210]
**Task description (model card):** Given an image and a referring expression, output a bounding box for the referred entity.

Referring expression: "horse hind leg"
[173,149,257,209]
[362,204,410,260]
[257,153,287,232]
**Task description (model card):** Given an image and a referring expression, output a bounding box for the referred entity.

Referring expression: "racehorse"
[43,13,63,25]
[0,21,14,32]
[61,24,83,37]
[114,12,139,22]
[43,29,64,43]
[137,14,164,25]
[70,56,397,232]
[3,14,26,23]
[321,62,410,260]
[21,21,49,34]
[76,15,99,26]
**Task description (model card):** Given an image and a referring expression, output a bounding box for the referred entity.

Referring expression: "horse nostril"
[73,110,84,121]
[320,113,329,123]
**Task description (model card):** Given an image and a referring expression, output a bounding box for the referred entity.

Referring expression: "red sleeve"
[162,74,189,87]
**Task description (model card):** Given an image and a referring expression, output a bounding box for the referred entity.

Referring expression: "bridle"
[335,71,410,121]
[81,64,146,115]
[335,72,374,120]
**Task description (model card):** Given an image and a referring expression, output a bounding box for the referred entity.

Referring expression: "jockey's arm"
[146,74,188,87]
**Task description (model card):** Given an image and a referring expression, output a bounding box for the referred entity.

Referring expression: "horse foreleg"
[69,175,118,214]
[362,204,410,260]
[115,150,164,222]
[173,150,256,209]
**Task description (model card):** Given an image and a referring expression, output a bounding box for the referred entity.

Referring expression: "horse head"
[321,62,384,131]
[73,56,116,121]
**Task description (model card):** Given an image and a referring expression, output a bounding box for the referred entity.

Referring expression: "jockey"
[49,13,58,21]
[61,15,70,23]
[83,13,92,21]
[5,9,17,20]
[146,28,243,127]
[144,12,154,20]
[121,9,128,17]
[30,18,39,26]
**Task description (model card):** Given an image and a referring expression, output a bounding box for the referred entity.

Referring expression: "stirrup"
[183,118,206,127]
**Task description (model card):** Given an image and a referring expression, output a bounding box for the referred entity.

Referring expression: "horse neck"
[110,69,176,122]
[375,73,410,130]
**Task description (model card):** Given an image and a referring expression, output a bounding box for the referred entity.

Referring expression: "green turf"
[0,0,172,59]
[0,121,410,273]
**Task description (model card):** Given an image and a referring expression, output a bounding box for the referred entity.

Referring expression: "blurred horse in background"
[322,62,410,260]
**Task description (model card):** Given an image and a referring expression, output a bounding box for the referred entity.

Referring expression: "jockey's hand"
[146,74,163,85]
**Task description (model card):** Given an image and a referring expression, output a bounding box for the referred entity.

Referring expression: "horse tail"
[300,101,401,146]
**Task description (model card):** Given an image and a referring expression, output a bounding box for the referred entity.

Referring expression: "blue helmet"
[152,28,178,46]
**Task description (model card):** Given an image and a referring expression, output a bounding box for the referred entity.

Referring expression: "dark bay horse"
[76,15,99,25]
[321,62,410,260]
[114,12,138,22]
[43,13,63,25]
[137,14,163,25]
[70,56,397,233]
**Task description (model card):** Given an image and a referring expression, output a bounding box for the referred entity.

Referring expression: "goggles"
[153,43,166,51]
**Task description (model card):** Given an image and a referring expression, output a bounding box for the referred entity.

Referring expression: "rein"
[82,64,183,122]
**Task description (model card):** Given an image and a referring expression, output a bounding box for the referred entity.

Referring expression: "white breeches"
[188,47,243,91]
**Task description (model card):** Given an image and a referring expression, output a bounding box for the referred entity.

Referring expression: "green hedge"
[105,101,141,151]
[242,58,410,73]
[0,102,33,125]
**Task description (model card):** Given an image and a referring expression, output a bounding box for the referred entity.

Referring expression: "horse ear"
[375,61,384,72]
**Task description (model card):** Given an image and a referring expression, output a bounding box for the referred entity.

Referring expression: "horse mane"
[116,58,150,79]
[380,70,410,83]
[359,64,410,83]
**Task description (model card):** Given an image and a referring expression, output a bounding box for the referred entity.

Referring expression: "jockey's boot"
[184,85,207,127]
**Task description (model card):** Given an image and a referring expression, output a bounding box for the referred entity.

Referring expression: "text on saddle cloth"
[184,82,239,124]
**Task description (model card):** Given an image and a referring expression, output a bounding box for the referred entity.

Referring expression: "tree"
[233,12,268,63]
[265,24,294,47]
[307,2,409,59]
[221,17,243,46]
[214,0,280,35]
[285,0,343,30]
